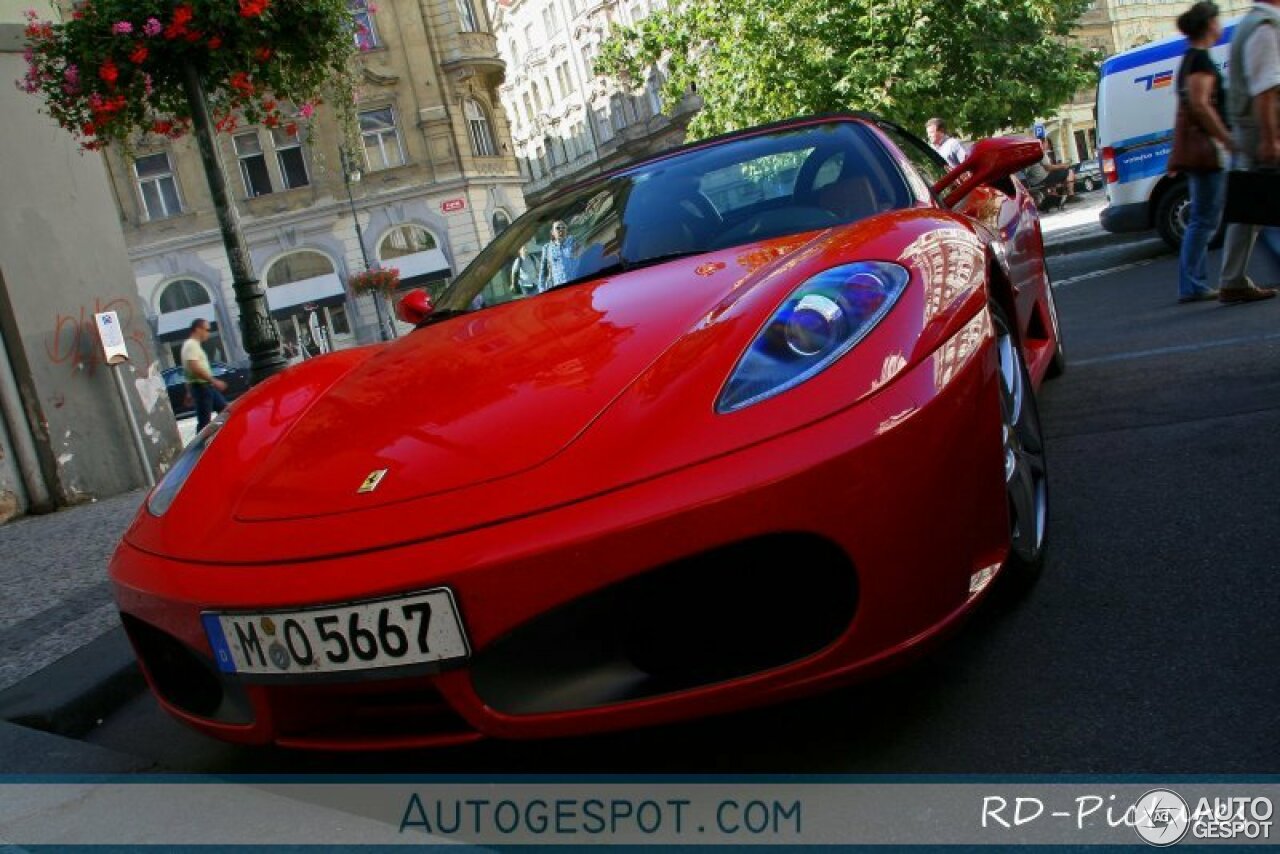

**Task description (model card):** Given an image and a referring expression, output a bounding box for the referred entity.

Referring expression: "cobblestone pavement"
[0,489,145,691]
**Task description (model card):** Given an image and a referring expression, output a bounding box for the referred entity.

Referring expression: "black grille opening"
[472,533,858,715]
[268,679,473,743]
[120,613,252,723]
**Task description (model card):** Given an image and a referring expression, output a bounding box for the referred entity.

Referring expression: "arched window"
[158,278,211,313]
[379,224,439,261]
[492,209,511,236]
[265,250,335,287]
[465,98,497,157]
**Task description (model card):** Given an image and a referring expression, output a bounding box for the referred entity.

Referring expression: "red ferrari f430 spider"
[111,114,1062,750]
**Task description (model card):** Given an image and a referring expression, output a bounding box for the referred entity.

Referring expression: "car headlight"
[717,261,910,413]
[147,411,229,517]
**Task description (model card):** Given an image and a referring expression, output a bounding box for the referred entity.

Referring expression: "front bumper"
[111,314,1010,750]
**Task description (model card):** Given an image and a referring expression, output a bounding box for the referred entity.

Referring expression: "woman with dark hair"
[1173,1,1235,303]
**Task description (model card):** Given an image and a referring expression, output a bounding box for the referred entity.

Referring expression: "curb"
[1044,228,1121,257]
[1044,228,1168,258]
[0,626,143,738]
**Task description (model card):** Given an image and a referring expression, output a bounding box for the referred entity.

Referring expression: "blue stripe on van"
[1115,140,1172,184]
[1110,129,1173,154]
[1100,25,1234,77]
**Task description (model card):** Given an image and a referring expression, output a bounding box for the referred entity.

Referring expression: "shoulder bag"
[1168,55,1221,173]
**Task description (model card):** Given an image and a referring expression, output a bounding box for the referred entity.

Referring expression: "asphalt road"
[83,234,1280,774]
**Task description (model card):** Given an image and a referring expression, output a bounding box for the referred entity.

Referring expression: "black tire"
[990,304,1050,592]
[1082,176,1099,192]
[1155,180,1190,250]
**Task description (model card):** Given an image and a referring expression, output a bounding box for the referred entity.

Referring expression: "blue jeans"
[191,383,227,432]
[1179,169,1226,298]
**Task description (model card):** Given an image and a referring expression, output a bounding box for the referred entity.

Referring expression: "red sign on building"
[441,198,466,213]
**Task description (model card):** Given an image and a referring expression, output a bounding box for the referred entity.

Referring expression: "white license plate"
[202,589,469,677]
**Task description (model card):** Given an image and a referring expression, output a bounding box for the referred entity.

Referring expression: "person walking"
[182,318,227,431]
[1216,0,1280,304]
[1173,2,1236,303]
[509,244,538,295]
[537,220,579,291]
[925,118,968,168]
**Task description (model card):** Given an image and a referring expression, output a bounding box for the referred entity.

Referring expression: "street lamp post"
[340,147,392,341]
[181,61,287,384]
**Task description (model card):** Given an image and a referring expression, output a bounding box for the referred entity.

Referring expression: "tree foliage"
[596,0,1097,140]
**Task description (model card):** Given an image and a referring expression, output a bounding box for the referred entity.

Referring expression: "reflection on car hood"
[231,247,778,522]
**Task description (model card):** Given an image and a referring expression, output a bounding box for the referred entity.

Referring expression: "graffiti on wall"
[45,297,148,377]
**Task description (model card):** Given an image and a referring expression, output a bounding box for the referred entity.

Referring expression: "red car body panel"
[110,115,1059,750]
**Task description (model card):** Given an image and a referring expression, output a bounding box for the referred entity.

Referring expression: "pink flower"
[299,102,314,118]
[112,20,133,34]
[64,64,78,85]
[143,17,162,36]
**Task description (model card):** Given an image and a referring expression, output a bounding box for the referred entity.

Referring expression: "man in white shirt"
[1217,0,1280,303]
[925,118,968,168]
[182,318,228,430]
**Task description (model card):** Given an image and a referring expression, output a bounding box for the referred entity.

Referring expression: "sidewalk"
[0,491,144,689]
[1038,193,1112,255]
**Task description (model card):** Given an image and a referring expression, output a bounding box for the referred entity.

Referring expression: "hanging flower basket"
[16,0,358,151]
[348,267,401,295]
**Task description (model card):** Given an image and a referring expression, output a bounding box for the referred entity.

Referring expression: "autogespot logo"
[1134,789,1190,847]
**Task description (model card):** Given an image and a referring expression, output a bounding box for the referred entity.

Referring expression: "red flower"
[128,43,148,64]
[164,5,193,39]
[98,58,118,86]
[229,70,253,94]
[207,35,222,49]
[264,114,279,127]
[238,0,270,18]
[152,119,173,135]
[262,98,276,111]
[254,46,273,62]
[215,114,238,133]
[284,122,298,136]
[81,121,96,136]
[183,28,203,42]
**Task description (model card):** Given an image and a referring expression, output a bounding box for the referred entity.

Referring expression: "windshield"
[434,121,913,314]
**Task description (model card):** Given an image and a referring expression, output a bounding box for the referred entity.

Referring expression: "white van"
[1097,21,1235,248]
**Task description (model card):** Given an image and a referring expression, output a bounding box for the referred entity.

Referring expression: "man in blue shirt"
[538,220,579,291]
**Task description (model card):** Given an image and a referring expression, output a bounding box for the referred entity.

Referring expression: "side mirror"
[931,136,1044,208]
[396,289,434,325]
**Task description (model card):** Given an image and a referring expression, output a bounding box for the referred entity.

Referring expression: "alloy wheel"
[994,311,1048,566]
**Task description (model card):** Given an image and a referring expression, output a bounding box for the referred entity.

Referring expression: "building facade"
[489,0,699,207]
[102,0,526,369]
[2,0,182,523]
[1041,0,1254,165]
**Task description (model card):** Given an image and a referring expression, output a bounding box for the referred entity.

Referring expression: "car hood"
[126,211,980,563]
[232,248,790,522]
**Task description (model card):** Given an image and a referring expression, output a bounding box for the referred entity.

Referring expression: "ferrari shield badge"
[358,468,388,494]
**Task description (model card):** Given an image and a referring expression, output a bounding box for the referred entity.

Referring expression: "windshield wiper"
[545,250,709,291]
